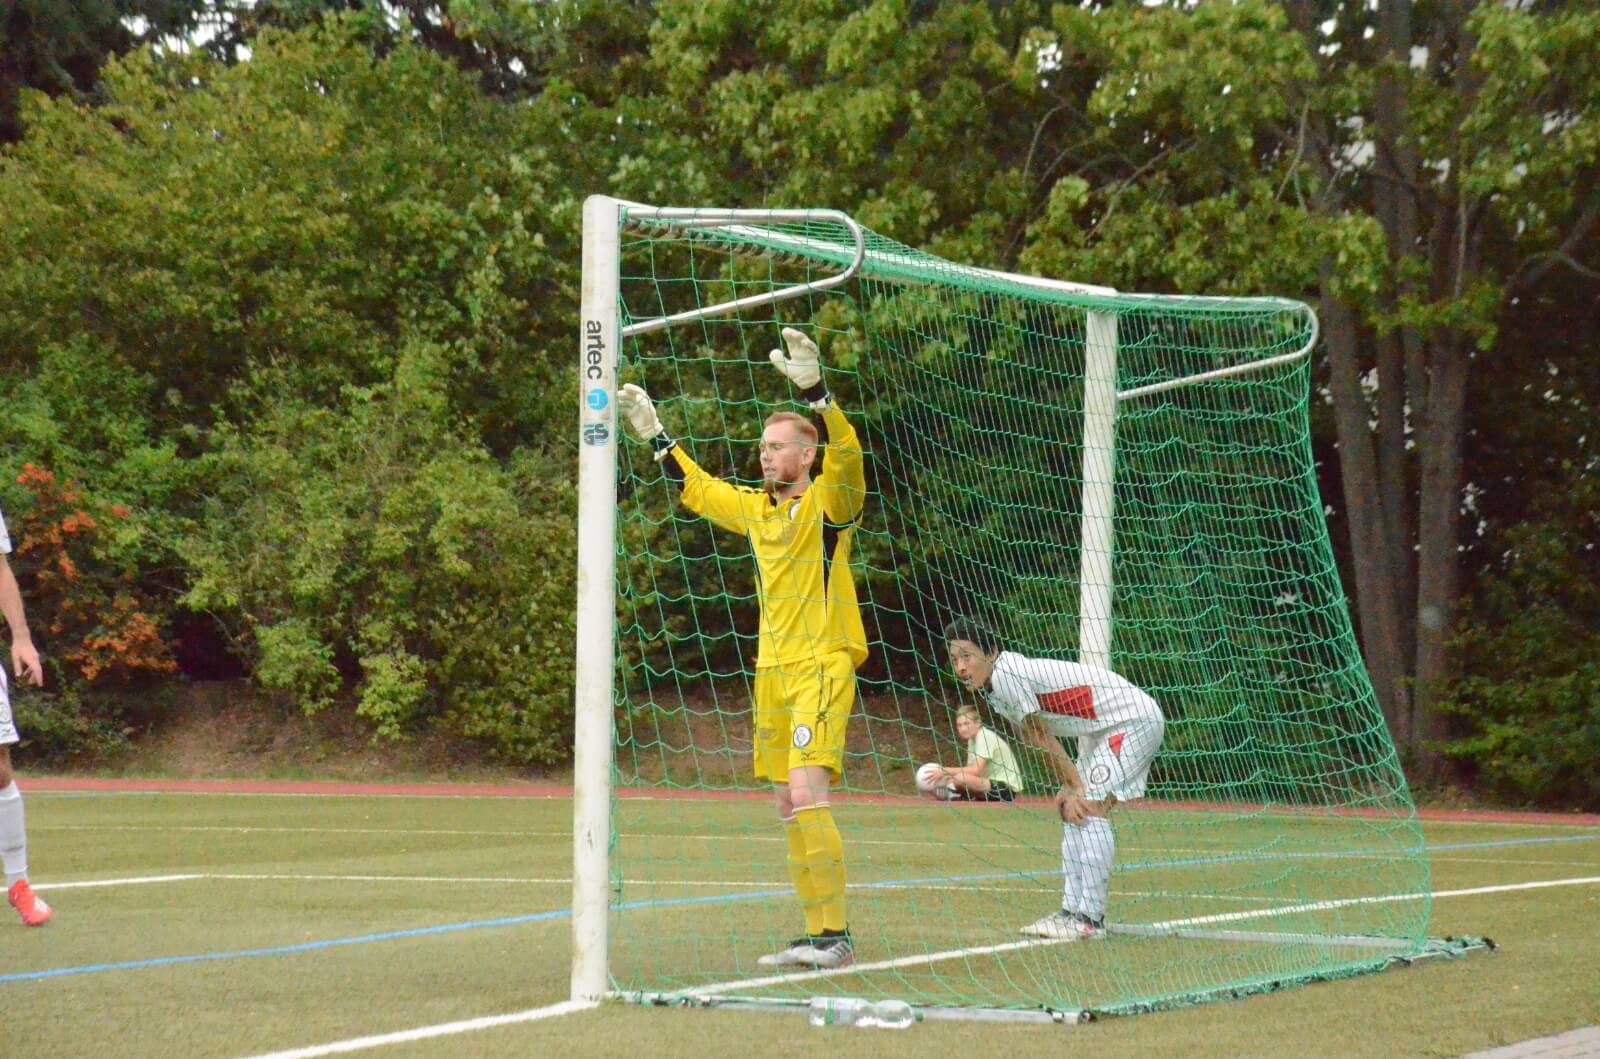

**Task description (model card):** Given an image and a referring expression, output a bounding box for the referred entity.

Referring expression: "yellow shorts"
[753,652,858,782]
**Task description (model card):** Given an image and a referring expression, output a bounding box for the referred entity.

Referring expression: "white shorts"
[1077,716,1164,801]
[0,667,14,746]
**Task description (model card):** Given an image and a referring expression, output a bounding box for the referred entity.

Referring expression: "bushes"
[1437,478,1600,810]
[9,463,177,685]
[0,463,180,760]
[180,343,576,764]
[0,21,585,764]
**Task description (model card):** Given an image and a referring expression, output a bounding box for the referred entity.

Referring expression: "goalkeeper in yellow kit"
[618,328,867,970]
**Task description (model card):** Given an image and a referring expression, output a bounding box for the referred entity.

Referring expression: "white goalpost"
[571,194,1455,1022]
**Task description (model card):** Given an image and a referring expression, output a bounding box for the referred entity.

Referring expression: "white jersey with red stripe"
[982,650,1163,740]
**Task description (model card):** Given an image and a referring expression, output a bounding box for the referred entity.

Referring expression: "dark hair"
[943,617,1000,655]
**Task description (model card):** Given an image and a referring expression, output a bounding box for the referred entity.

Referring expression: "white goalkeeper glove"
[768,327,830,407]
[617,383,669,447]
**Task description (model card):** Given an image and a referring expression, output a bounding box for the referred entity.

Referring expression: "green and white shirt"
[967,725,1023,792]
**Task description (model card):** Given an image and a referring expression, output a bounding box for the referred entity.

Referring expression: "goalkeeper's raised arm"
[617,381,756,534]
[616,327,865,565]
[615,326,868,972]
[769,327,865,529]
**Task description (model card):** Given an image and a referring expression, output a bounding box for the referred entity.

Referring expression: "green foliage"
[643,0,1046,254]
[0,0,204,142]
[1438,477,1600,810]
[0,335,184,597]
[0,1,1593,792]
[0,19,588,762]
[0,21,576,447]
[3,686,133,762]
[180,342,577,762]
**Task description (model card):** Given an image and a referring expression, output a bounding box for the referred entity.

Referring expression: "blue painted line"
[5,832,1593,986]
[614,888,793,912]
[1427,834,1600,852]
[0,889,796,987]
[0,910,568,985]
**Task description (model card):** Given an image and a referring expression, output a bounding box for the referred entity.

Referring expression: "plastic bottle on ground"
[808,997,917,1029]
[808,997,870,1027]
[868,999,916,1029]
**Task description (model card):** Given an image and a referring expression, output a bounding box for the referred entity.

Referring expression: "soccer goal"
[573,195,1474,1023]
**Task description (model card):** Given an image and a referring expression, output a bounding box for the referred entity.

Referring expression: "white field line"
[33,824,1074,857]
[39,790,575,802]
[240,1000,598,1059]
[41,825,546,837]
[27,872,1314,904]
[33,874,204,890]
[689,873,1600,996]
[42,823,1574,867]
[1428,856,1600,868]
[31,874,577,889]
[212,872,1600,1059]
[31,873,776,889]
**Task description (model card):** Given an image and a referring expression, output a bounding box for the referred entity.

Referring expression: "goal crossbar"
[613,201,1317,400]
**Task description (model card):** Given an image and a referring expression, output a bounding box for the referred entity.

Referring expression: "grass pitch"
[6,786,1597,1058]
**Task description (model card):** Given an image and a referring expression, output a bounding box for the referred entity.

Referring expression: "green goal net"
[579,200,1454,1021]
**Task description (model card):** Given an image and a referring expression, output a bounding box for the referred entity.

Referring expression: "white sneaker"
[1020,910,1092,940]
[791,932,854,969]
[757,936,818,967]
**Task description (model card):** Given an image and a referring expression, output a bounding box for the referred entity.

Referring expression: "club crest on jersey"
[792,724,814,748]
[1088,763,1112,787]
[760,504,800,547]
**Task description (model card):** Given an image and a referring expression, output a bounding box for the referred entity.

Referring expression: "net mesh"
[604,209,1429,1015]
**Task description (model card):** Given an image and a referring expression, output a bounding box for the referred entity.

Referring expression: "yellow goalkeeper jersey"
[664,403,868,670]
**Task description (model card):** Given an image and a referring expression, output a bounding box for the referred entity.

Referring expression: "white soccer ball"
[915,762,944,795]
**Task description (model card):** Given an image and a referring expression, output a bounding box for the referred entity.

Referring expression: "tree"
[0,20,591,757]
[0,0,205,142]
[1017,0,1600,758]
[638,0,1050,257]
[0,20,579,447]
[1283,0,1600,754]
[609,0,1600,757]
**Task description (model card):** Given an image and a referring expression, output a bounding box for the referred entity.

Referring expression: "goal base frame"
[611,935,1491,1025]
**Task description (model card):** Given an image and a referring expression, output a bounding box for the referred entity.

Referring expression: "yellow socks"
[782,816,825,936]
[793,804,848,933]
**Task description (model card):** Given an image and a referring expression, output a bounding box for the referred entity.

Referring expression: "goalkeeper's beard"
[763,474,804,499]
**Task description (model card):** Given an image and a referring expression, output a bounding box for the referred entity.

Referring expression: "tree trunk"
[1370,0,1422,679]
[1375,329,1415,661]
[1319,277,1412,744]
[1413,9,1483,763]
[1412,334,1469,755]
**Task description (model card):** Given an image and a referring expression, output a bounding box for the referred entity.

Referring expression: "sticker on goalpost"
[792,724,813,748]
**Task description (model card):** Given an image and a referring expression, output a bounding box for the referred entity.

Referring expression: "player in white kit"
[0,504,51,926]
[945,618,1163,940]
